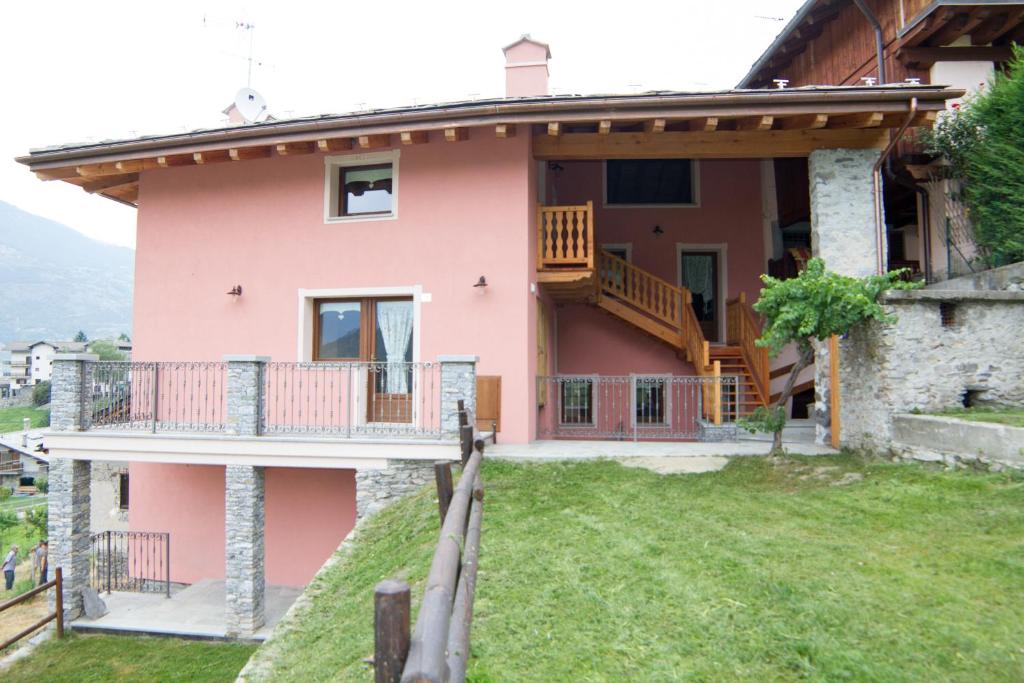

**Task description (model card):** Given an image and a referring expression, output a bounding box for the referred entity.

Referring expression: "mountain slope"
[0,200,133,341]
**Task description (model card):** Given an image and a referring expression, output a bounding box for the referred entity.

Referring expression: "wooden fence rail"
[0,567,64,651]
[374,400,487,683]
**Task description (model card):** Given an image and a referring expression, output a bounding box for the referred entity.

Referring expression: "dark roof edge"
[17,86,960,168]
[737,0,821,89]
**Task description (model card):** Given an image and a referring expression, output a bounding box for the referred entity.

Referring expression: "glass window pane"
[635,378,666,424]
[561,380,593,424]
[343,164,393,215]
[606,159,693,205]
[373,300,414,394]
[318,302,361,358]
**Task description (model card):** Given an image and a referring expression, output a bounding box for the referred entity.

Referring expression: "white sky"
[0,0,804,249]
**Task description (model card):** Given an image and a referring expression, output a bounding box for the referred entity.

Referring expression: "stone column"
[808,148,883,445]
[48,457,91,620]
[224,355,270,437]
[225,464,265,637]
[50,354,99,432]
[355,460,437,520]
[438,355,478,439]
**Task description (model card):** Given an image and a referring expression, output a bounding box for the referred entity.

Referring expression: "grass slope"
[935,406,1024,428]
[3,633,256,682]
[0,407,49,433]
[257,455,1024,681]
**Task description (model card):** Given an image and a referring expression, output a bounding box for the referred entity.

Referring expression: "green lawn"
[0,406,49,432]
[935,406,1024,428]
[3,633,256,682]
[0,495,47,513]
[254,454,1024,682]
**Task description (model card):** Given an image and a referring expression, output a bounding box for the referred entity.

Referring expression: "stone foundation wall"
[355,460,437,520]
[841,290,1024,451]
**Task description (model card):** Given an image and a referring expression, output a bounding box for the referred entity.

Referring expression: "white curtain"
[376,301,414,393]
[682,255,714,312]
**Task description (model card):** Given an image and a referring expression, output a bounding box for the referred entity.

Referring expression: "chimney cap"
[502,34,551,59]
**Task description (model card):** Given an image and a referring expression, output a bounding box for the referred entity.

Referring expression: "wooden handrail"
[537,202,594,270]
[0,566,63,650]
[726,293,770,406]
[598,249,687,331]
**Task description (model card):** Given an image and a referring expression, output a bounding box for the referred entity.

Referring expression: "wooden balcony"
[536,202,596,301]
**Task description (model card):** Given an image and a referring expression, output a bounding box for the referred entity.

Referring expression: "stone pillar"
[225,464,265,637]
[50,354,99,432]
[808,148,883,445]
[439,355,478,439]
[48,457,91,620]
[355,460,437,520]
[224,355,270,437]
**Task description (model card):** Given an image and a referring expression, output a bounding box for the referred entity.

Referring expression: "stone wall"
[439,356,477,438]
[355,460,437,520]
[89,461,129,532]
[841,289,1024,451]
[48,457,91,620]
[0,393,32,409]
[225,464,265,637]
[930,260,1024,292]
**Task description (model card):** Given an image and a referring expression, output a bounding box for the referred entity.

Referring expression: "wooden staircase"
[536,204,770,420]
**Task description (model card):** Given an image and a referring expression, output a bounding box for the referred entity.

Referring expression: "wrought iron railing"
[538,374,740,441]
[89,530,171,597]
[91,361,227,432]
[263,361,442,438]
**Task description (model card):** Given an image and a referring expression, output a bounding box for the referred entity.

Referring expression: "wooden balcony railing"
[537,202,594,270]
[726,293,770,406]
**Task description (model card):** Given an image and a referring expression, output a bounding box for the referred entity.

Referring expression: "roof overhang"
[17,86,962,206]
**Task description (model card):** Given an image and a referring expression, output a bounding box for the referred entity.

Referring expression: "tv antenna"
[203,14,272,88]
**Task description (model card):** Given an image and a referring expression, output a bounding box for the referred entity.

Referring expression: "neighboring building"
[7,342,31,390]
[23,340,87,385]
[739,0,1024,282]
[18,35,962,634]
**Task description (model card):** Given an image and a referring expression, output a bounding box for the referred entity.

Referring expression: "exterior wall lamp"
[473,276,488,288]
[652,225,664,237]
[227,285,243,296]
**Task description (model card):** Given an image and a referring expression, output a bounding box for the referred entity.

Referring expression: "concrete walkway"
[72,579,301,641]
[489,437,835,461]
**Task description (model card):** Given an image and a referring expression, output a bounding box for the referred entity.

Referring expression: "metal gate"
[538,374,740,441]
[89,530,171,597]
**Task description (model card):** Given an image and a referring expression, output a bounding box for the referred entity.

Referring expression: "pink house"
[20,36,959,636]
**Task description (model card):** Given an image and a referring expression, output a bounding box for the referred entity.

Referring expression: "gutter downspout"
[873,97,918,274]
[853,0,887,84]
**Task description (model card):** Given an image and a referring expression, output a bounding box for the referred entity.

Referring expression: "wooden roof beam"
[444,127,468,142]
[929,10,988,47]
[547,122,561,137]
[901,7,958,48]
[34,167,81,181]
[317,138,353,152]
[114,159,161,173]
[80,173,138,194]
[688,117,718,132]
[495,124,517,138]
[827,112,883,129]
[400,131,429,145]
[156,154,195,168]
[598,120,612,135]
[276,141,316,155]
[193,150,231,165]
[971,7,1024,45]
[735,115,774,132]
[644,118,666,134]
[357,134,390,149]
[779,113,828,130]
[76,162,128,177]
[228,146,273,161]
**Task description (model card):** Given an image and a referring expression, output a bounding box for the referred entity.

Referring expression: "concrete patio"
[71,579,301,641]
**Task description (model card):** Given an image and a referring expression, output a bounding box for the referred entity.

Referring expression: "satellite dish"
[234,88,269,123]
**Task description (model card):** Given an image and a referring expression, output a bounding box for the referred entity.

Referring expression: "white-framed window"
[601,243,632,262]
[631,374,671,427]
[559,375,598,426]
[603,159,700,208]
[324,150,400,223]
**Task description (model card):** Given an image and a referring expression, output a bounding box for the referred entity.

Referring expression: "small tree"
[742,259,917,453]
[32,380,51,407]
[89,340,126,361]
[73,330,88,343]
[118,332,131,342]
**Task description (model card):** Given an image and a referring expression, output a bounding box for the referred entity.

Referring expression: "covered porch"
[527,87,949,443]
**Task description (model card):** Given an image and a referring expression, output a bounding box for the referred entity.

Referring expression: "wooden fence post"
[459,425,473,466]
[374,579,410,683]
[55,567,64,638]
[434,461,454,524]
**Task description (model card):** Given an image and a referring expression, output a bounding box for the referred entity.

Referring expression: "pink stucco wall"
[134,131,536,443]
[547,159,765,378]
[129,463,356,587]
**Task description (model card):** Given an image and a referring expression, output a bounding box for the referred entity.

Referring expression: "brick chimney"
[503,35,551,97]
